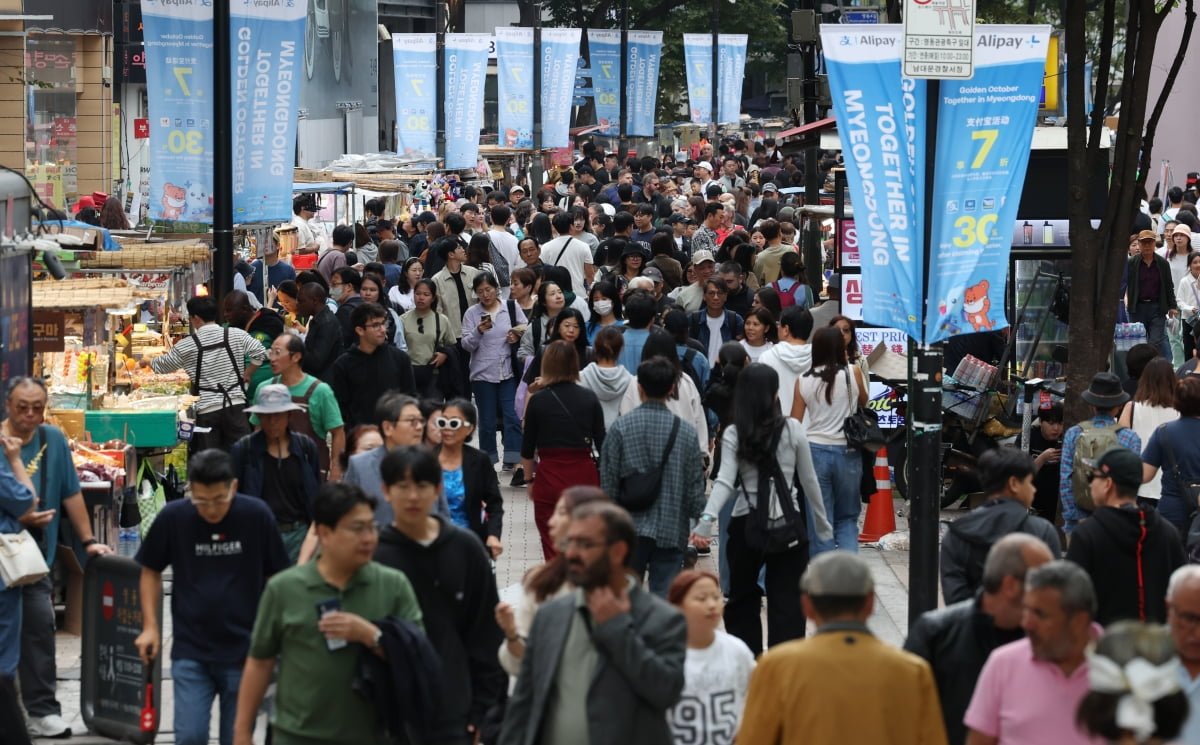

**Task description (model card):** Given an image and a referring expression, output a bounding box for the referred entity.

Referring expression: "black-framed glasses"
[1087,470,1109,482]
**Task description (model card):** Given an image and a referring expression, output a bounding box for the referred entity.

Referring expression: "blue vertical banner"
[821,25,927,341]
[587,29,621,137]
[392,34,437,156]
[443,34,490,170]
[495,28,534,148]
[230,3,307,223]
[141,0,213,222]
[683,34,711,125]
[717,34,747,124]
[924,26,1051,342]
[626,30,662,136]
[541,28,581,147]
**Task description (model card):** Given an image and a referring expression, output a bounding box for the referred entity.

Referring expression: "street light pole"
[532,4,543,192]
[710,0,719,141]
[435,0,448,168]
[618,0,629,158]
[213,0,232,313]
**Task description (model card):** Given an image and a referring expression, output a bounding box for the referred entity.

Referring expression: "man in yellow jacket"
[737,552,948,745]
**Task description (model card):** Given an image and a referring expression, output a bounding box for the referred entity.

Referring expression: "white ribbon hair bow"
[1087,653,1181,741]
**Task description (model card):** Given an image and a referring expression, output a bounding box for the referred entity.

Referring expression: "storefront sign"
[820,25,927,341]
[587,30,621,137]
[32,311,65,353]
[133,119,149,139]
[923,26,1050,342]
[540,28,581,148]
[392,34,437,157]
[444,34,491,170]
[838,219,860,268]
[24,0,113,34]
[495,28,534,148]
[626,31,663,136]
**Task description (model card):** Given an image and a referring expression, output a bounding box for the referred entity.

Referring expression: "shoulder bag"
[617,416,681,512]
[1160,424,1200,506]
[842,367,885,452]
[1,434,49,587]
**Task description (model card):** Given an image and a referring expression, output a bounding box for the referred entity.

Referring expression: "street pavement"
[38,471,928,744]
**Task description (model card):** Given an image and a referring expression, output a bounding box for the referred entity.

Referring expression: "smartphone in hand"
[316,598,347,651]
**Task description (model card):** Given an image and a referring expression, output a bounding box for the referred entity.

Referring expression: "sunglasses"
[435,416,466,431]
[1087,470,1110,482]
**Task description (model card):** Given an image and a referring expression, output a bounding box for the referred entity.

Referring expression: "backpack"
[1070,421,1125,512]
[680,348,703,392]
[771,278,807,309]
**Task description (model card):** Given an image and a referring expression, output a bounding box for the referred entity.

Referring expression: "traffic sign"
[903,0,975,78]
[841,8,881,23]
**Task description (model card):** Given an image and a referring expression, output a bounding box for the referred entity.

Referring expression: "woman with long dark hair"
[388,257,425,311]
[586,280,624,343]
[692,363,830,655]
[1118,357,1180,506]
[520,341,606,558]
[401,279,457,398]
[792,326,868,554]
[517,280,566,363]
[522,308,591,399]
[528,212,554,245]
[494,486,609,675]
[99,196,131,230]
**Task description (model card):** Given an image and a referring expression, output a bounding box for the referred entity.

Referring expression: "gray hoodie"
[579,362,634,428]
[759,341,812,416]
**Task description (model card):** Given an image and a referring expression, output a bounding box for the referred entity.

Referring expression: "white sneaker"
[27,713,72,738]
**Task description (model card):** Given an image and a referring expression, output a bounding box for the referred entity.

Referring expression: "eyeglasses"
[435,416,466,430]
[339,521,379,536]
[189,494,233,508]
[1087,470,1110,482]
[10,402,46,414]
[397,416,425,427]
[266,348,293,357]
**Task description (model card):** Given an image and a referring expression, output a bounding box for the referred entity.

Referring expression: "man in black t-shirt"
[134,450,289,745]
[1029,402,1064,523]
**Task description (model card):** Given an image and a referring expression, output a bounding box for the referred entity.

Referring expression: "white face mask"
[593,300,613,316]
[330,285,345,301]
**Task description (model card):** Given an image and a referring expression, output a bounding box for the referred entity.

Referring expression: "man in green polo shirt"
[233,483,422,745]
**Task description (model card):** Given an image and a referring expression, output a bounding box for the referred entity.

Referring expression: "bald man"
[906,534,1054,745]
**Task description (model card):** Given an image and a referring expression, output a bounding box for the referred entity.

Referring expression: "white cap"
[696,161,713,172]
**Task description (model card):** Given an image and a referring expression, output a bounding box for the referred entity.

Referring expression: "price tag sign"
[903,0,975,78]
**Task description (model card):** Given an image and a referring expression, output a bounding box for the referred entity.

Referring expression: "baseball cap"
[642,266,664,283]
[762,182,779,193]
[1137,229,1157,242]
[509,184,526,195]
[691,250,716,265]
[1091,447,1143,492]
[801,552,874,597]
[696,161,713,172]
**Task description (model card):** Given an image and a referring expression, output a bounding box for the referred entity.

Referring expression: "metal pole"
[908,78,942,626]
[800,2,821,293]
[213,0,233,313]
[532,5,543,192]
[435,0,448,168]
[618,0,629,159]
[709,0,719,142]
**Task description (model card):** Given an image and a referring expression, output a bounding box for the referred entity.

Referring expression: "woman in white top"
[692,363,831,656]
[387,257,424,313]
[792,326,869,555]
[618,330,709,456]
[739,306,776,363]
[1163,224,1194,287]
[666,570,756,745]
[831,314,871,384]
[1174,251,1200,360]
[1118,357,1180,503]
[494,486,609,677]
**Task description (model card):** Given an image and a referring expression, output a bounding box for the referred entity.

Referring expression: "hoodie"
[759,342,812,416]
[373,517,507,740]
[940,498,1062,604]
[579,362,634,428]
[1066,505,1185,624]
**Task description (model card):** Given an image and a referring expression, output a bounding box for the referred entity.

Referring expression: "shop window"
[25,36,78,210]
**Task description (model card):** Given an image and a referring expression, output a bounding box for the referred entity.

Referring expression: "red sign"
[102,580,115,621]
[133,118,150,139]
[842,275,864,321]
[52,117,76,139]
[838,219,859,268]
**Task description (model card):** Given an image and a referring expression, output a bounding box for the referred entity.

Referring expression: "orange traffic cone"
[859,447,897,542]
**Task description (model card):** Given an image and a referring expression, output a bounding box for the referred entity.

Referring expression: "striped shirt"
[151,323,267,413]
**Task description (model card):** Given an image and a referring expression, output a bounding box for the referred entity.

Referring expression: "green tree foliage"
[526,0,788,123]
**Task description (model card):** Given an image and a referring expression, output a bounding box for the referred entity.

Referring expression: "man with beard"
[499,501,687,745]
[963,560,1101,745]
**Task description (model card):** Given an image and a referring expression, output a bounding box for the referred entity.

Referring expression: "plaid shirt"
[600,401,705,549]
[1058,414,1142,533]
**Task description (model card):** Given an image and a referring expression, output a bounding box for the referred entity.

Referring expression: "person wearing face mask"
[586,281,624,343]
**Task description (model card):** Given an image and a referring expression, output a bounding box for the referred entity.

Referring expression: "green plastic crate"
[85,410,179,448]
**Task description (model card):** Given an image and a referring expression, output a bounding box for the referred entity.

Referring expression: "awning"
[293,182,355,195]
[776,117,837,140]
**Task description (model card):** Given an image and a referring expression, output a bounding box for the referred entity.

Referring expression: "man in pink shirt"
[964,560,1104,745]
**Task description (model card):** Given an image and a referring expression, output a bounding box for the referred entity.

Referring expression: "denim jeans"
[472,377,522,464]
[631,537,684,597]
[1133,302,1171,361]
[18,575,59,717]
[171,658,242,745]
[1158,494,1191,538]
[808,442,864,555]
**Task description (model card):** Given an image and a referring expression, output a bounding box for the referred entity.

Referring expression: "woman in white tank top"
[1118,357,1180,502]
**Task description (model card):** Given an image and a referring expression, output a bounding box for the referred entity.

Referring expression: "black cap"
[1092,447,1143,492]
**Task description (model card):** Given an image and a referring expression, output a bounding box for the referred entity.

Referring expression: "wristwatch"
[82,538,99,548]
[370,628,383,651]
